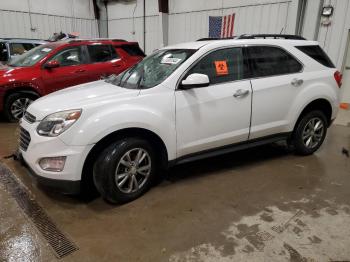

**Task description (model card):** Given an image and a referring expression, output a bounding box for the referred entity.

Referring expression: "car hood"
[27,80,140,120]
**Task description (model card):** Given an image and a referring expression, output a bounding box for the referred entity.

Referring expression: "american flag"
[209,14,235,38]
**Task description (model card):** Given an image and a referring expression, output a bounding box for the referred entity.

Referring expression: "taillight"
[334,70,342,88]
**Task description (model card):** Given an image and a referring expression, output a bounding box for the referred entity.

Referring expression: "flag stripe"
[222,15,226,38]
[230,14,235,37]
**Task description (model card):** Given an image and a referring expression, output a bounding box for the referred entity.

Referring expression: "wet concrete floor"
[0,115,350,261]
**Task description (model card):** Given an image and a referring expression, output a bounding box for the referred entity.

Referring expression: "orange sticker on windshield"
[214,60,228,75]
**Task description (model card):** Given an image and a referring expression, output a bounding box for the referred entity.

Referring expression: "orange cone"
[340,103,349,110]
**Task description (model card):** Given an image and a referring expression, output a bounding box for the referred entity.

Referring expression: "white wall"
[108,0,300,54]
[0,0,98,39]
[108,0,160,54]
[168,0,297,45]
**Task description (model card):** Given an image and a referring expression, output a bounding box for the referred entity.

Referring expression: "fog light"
[39,156,66,172]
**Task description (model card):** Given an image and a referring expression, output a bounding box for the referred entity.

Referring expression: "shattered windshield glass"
[107,49,196,89]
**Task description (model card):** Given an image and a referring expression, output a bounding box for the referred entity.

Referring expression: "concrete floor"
[0,111,350,262]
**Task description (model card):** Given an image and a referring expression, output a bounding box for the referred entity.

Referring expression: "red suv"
[0,39,145,121]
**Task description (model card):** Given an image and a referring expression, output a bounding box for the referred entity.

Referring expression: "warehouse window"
[246,46,302,78]
[87,45,118,63]
[187,47,248,85]
[296,45,335,68]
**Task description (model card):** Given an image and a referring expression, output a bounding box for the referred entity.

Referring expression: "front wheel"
[93,138,156,204]
[292,110,328,155]
[4,93,38,122]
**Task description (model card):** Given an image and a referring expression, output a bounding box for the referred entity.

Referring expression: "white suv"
[19,34,341,204]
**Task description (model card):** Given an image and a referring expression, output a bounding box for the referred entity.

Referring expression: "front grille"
[24,111,36,123]
[19,127,31,151]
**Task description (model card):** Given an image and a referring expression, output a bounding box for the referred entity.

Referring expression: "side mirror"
[180,73,210,89]
[44,60,60,69]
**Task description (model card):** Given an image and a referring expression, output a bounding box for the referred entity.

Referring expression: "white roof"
[162,39,319,50]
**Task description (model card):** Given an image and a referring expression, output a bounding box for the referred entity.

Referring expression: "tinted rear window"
[246,46,303,78]
[119,44,145,57]
[296,45,335,68]
[87,44,118,63]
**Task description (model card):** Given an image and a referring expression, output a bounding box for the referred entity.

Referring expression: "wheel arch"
[81,127,169,191]
[293,98,333,132]
[4,86,41,103]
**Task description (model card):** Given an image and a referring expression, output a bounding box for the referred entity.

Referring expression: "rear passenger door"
[246,46,304,139]
[84,44,126,81]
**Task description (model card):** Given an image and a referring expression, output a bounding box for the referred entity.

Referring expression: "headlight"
[37,109,82,137]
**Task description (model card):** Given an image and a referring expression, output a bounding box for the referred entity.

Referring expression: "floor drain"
[0,165,78,259]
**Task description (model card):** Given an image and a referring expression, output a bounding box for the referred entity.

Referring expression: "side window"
[10,43,34,56]
[247,46,302,78]
[87,44,118,63]
[0,42,8,61]
[49,47,83,67]
[187,47,247,85]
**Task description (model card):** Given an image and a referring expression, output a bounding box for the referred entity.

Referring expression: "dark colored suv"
[0,39,145,121]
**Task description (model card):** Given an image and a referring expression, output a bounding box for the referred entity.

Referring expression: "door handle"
[112,64,121,67]
[345,66,350,70]
[233,89,250,98]
[74,69,86,73]
[291,78,303,87]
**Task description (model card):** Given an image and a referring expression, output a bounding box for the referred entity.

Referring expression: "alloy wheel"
[10,97,33,120]
[115,148,152,193]
[301,117,325,149]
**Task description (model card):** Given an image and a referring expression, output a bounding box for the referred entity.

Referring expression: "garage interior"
[1,0,350,261]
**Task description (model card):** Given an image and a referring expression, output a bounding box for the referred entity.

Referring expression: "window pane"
[87,45,116,63]
[296,45,335,68]
[188,48,246,85]
[247,46,302,77]
[50,47,82,67]
[10,43,34,56]
[120,44,145,57]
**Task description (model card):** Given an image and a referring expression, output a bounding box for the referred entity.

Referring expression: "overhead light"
[322,6,334,17]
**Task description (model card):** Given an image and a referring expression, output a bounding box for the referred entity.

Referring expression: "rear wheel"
[292,110,327,155]
[4,93,38,122]
[93,138,156,204]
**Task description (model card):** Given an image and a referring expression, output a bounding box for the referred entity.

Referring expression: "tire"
[292,110,328,155]
[4,93,38,122]
[93,138,156,204]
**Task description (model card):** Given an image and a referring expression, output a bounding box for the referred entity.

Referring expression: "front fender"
[59,103,177,160]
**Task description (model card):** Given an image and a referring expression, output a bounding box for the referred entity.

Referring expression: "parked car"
[19,34,341,204]
[0,39,145,121]
[0,38,46,64]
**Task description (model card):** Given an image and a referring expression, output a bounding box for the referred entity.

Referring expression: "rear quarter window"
[295,45,335,68]
[119,44,145,57]
[246,46,303,78]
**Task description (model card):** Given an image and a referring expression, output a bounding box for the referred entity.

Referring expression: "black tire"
[4,92,38,122]
[93,138,156,204]
[292,110,328,155]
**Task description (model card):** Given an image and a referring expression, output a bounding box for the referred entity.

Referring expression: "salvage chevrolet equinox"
[19,34,341,204]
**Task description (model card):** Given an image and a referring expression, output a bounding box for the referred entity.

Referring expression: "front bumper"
[19,118,94,193]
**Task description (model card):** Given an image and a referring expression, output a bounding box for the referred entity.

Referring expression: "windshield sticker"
[161,57,182,65]
[42,48,52,53]
[214,60,228,75]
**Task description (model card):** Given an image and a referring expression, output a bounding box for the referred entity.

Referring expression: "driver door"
[175,47,252,157]
[41,46,88,93]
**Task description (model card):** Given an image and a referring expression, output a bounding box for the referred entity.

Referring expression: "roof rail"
[67,38,127,43]
[196,37,235,41]
[236,34,306,40]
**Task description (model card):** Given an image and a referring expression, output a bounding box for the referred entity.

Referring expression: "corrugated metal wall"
[0,10,99,39]
[108,0,298,54]
[315,0,350,69]
[0,0,98,39]
[168,1,291,45]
